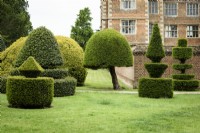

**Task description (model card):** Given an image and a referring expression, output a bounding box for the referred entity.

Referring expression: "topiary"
[56,36,84,68]
[68,67,87,86]
[14,26,63,69]
[0,76,7,93]
[145,63,168,78]
[0,34,6,52]
[40,69,69,79]
[84,29,133,90]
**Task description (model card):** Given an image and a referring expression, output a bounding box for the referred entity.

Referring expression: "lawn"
[1,69,200,133]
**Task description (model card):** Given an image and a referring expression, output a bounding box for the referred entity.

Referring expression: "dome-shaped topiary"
[15,26,63,68]
[56,36,84,68]
[0,34,6,52]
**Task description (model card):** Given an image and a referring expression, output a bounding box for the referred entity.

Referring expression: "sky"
[28,0,101,37]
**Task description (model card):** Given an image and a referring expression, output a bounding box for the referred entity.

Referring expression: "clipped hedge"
[177,39,187,47]
[172,74,194,80]
[6,76,54,108]
[40,69,69,79]
[54,77,77,97]
[173,64,192,73]
[0,34,6,52]
[68,67,87,86]
[172,47,193,63]
[139,78,173,98]
[173,80,199,91]
[145,63,168,78]
[0,76,7,93]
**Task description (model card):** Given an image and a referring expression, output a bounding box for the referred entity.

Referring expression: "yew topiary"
[0,34,6,52]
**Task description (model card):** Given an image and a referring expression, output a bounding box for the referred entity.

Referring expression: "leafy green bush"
[84,29,133,69]
[172,74,194,80]
[68,67,87,86]
[145,63,168,78]
[56,36,84,68]
[139,78,173,98]
[6,76,54,108]
[0,76,7,93]
[177,38,187,47]
[9,69,21,76]
[54,77,77,97]
[40,69,69,79]
[172,47,193,63]
[0,34,6,52]
[173,80,199,91]
[15,26,63,69]
[146,24,165,63]
[173,64,193,73]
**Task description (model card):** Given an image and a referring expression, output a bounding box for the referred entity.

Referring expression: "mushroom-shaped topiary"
[84,29,133,90]
[18,56,44,78]
[14,26,63,69]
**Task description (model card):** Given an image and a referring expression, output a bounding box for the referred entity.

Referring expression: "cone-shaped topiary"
[18,56,44,78]
[146,24,165,63]
[84,29,133,90]
[14,26,63,69]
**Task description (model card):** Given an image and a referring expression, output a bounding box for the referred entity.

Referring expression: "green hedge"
[0,76,7,93]
[177,39,187,47]
[145,63,168,78]
[172,47,193,63]
[54,77,77,97]
[173,80,199,91]
[40,69,69,79]
[138,78,173,98]
[173,64,193,73]
[172,74,195,80]
[68,67,87,86]
[6,76,54,108]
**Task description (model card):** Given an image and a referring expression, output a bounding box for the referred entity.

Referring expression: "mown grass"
[1,69,200,133]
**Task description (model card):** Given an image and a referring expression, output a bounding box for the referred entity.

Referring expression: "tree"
[84,29,133,90]
[70,7,93,49]
[0,0,32,46]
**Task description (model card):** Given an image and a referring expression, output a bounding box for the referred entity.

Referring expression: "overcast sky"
[28,0,100,37]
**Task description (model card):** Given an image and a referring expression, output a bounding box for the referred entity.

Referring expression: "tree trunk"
[109,66,120,90]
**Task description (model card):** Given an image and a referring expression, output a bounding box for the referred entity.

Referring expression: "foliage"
[0,37,27,71]
[6,76,54,108]
[139,78,173,98]
[69,67,87,86]
[146,24,165,63]
[173,80,199,91]
[0,34,6,52]
[172,74,194,80]
[84,29,133,69]
[173,64,193,73]
[54,77,77,97]
[56,36,84,68]
[177,38,187,47]
[0,76,7,93]
[0,0,32,46]
[172,47,193,63]
[70,7,93,49]
[40,69,69,79]
[145,63,168,78]
[14,26,63,68]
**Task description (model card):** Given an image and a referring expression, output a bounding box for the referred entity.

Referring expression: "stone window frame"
[121,20,136,35]
[148,0,159,14]
[165,25,178,38]
[186,3,199,17]
[149,23,154,39]
[120,0,136,10]
[187,25,199,38]
[164,2,178,17]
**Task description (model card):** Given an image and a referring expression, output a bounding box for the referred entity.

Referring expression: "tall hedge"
[15,26,63,68]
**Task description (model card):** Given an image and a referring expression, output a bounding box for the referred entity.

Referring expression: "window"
[149,1,158,14]
[121,0,136,10]
[187,3,199,16]
[187,25,199,38]
[165,25,177,38]
[149,23,154,39]
[164,3,177,16]
[121,20,135,34]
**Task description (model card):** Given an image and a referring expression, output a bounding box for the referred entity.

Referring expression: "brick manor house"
[100,0,200,87]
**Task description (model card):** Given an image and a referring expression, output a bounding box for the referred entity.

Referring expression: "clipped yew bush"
[0,76,7,93]
[84,29,133,90]
[68,67,87,86]
[138,24,173,98]
[40,69,69,79]
[15,26,63,68]
[0,34,6,52]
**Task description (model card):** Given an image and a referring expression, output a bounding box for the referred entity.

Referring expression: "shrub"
[172,74,194,80]
[56,36,84,68]
[6,76,54,108]
[54,77,77,97]
[173,80,199,91]
[68,67,87,86]
[139,78,173,98]
[9,69,21,76]
[145,63,168,78]
[146,24,165,63]
[15,26,63,69]
[172,47,193,63]
[173,64,193,73]
[0,76,7,93]
[0,34,6,52]
[177,39,187,47]
[40,69,69,79]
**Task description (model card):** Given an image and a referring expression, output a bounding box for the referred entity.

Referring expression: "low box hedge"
[6,76,54,108]
[139,78,173,98]
[172,74,194,80]
[173,80,199,91]
[54,77,77,97]
[40,69,69,79]
[145,63,168,78]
